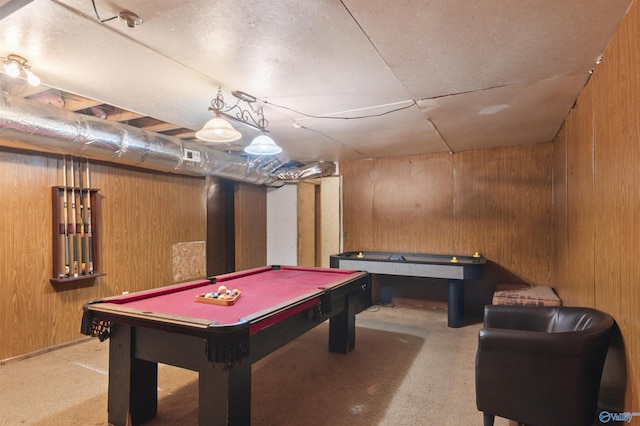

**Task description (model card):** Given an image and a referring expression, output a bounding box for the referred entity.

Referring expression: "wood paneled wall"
[553,0,640,411]
[234,182,266,271]
[341,143,553,310]
[319,176,341,267]
[454,146,552,286]
[206,177,235,276]
[0,148,206,359]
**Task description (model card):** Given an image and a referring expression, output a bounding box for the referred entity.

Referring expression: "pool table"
[330,251,486,328]
[81,265,369,426]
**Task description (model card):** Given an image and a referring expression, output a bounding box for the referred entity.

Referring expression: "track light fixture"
[197,87,282,155]
[2,54,40,86]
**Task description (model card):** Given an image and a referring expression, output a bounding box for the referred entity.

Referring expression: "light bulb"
[26,70,40,86]
[5,60,20,77]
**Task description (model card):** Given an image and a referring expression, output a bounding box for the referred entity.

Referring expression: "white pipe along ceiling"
[0,93,335,185]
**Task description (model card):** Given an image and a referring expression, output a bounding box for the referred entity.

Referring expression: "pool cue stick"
[62,156,70,277]
[78,160,86,275]
[86,160,94,274]
[58,179,66,278]
[70,157,79,277]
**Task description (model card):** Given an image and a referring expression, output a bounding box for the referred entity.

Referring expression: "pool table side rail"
[80,278,213,339]
[95,279,212,304]
[81,269,370,364]
[82,302,252,363]
[212,264,363,282]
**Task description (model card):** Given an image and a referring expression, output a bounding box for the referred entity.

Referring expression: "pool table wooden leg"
[108,323,158,426]
[328,291,357,354]
[199,360,251,426]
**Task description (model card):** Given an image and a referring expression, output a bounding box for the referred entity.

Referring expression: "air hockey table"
[330,251,486,328]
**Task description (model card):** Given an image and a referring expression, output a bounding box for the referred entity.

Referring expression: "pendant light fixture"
[244,134,282,155]
[195,113,242,143]
[2,54,40,86]
[197,87,283,155]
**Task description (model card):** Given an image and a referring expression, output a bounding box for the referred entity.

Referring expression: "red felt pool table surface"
[97,266,362,330]
[81,265,371,426]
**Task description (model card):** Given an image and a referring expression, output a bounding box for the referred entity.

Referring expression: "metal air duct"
[0,92,335,185]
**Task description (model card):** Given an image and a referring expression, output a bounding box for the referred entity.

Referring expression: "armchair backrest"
[483,305,613,334]
[477,305,615,426]
[548,307,613,333]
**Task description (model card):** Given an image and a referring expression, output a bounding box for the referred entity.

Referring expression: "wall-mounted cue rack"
[51,156,104,284]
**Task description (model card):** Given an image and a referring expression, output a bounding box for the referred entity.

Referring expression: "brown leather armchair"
[476,305,614,426]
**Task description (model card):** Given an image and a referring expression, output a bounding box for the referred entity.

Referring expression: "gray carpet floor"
[0,305,512,425]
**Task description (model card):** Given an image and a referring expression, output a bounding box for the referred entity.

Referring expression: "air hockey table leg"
[447,279,465,328]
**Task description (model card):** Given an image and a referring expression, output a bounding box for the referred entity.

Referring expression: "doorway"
[297,180,321,267]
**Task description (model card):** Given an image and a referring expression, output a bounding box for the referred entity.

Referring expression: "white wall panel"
[266,184,297,265]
